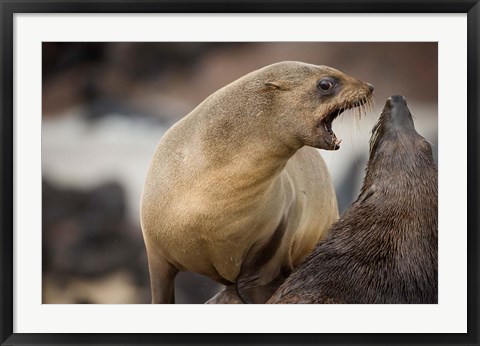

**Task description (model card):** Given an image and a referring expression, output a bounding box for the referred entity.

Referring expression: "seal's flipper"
[236,275,287,304]
[205,285,243,304]
[145,242,178,304]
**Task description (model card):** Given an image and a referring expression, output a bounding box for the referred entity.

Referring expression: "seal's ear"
[359,185,376,203]
[265,81,289,91]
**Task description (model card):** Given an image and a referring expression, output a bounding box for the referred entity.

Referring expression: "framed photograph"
[1,1,478,345]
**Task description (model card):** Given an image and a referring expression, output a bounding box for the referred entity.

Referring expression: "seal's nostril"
[367,83,374,93]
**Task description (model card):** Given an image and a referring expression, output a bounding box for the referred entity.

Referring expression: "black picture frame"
[1,1,479,345]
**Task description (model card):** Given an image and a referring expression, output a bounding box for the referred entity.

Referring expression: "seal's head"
[362,95,437,196]
[255,61,374,151]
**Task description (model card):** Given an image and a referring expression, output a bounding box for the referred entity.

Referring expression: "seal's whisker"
[354,106,361,132]
[370,97,376,113]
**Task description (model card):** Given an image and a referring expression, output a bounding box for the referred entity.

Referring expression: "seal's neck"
[201,131,297,190]
[188,94,300,183]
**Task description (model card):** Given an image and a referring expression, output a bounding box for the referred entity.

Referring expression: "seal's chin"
[319,96,373,151]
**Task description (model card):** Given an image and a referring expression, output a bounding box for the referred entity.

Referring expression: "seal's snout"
[383,95,415,131]
[388,94,406,104]
[367,83,375,93]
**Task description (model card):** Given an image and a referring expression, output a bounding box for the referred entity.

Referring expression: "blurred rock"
[43,43,437,121]
[42,179,221,303]
[42,179,151,303]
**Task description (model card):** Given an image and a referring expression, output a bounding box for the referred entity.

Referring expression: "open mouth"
[320,96,373,150]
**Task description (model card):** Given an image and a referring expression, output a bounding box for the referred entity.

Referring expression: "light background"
[14,14,467,333]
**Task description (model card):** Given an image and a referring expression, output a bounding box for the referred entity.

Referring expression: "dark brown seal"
[268,95,438,304]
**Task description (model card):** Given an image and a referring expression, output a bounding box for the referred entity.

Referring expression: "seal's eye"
[318,79,334,91]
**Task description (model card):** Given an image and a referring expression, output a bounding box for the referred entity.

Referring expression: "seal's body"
[141,61,374,303]
[268,95,438,304]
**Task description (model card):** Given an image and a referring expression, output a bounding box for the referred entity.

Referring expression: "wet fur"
[268,96,438,304]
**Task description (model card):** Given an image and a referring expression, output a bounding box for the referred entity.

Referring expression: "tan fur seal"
[140,61,374,303]
[268,95,438,304]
